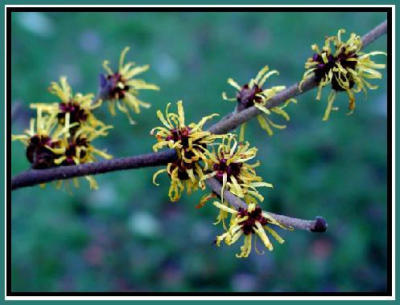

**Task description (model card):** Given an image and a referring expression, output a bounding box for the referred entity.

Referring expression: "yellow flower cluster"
[151,101,223,201]
[151,102,287,257]
[300,29,386,120]
[223,65,297,140]
[206,135,290,257]
[201,134,273,227]
[13,47,160,189]
[12,77,113,189]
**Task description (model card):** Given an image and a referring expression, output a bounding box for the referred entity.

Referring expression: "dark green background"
[10,10,388,293]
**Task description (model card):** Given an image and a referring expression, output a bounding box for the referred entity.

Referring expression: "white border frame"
[4,4,395,301]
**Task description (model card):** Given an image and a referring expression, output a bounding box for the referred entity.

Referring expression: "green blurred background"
[10,11,388,293]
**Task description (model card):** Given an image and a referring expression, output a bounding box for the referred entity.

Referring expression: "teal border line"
[2,1,396,304]
[1,0,398,5]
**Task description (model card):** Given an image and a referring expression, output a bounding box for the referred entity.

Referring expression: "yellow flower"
[32,76,104,130]
[223,65,296,140]
[101,47,159,124]
[151,100,223,202]
[152,160,204,202]
[202,134,273,203]
[12,108,66,169]
[213,201,289,258]
[13,102,112,189]
[52,125,113,166]
[151,101,220,161]
[300,29,386,121]
[49,124,113,189]
[201,134,273,226]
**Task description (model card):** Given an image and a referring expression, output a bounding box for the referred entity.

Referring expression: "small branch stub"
[311,216,328,232]
[206,177,328,233]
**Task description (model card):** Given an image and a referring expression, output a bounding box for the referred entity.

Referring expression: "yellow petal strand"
[126,79,159,90]
[257,115,273,136]
[119,47,130,71]
[192,113,219,131]
[73,177,80,188]
[176,100,185,126]
[321,52,329,64]
[359,51,387,59]
[267,118,287,130]
[156,109,171,129]
[227,78,242,91]
[346,89,356,115]
[123,93,140,113]
[264,225,285,244]
[316,83,324,101]
[251,181,273,188]
[85,176,99,190]
[271,107,290,121]
[215,232,229,247]
[229,230,243,245]
[254,103,271,115]
[254,65,269,84]
[152,168,167,186]
[236,234,252,258]
[258,70,279,87]
[222,92,236,101]
[230,175,244,198]
[196,193,215,209]
[124,65,150,79]
[221,172,228,202]
[108,101,116,116]
[212,201,238,215]
[255,222,273,251]
[239,123,246,142]
[92,148,112,160]
[311,44,321,53]
[12,134,29,142]
[322,90,337,121]
[120,62,134,75]
[102,60,114,75]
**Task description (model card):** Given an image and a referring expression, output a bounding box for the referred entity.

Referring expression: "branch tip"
[310,216,328,233]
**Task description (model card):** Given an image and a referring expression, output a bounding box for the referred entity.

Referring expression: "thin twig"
[209,19,388,135]
[205,178,327,232]
[11,150,177,190]
[10,20,387,190]
[361,20,387,46]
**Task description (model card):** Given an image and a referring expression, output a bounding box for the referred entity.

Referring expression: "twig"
[10,20,387,190]
[209,19,388,135]
[361,20,387,46]
[205,178,327,232]
[11,150,177,190]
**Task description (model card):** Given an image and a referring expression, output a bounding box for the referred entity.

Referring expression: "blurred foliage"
[11,11,388,292]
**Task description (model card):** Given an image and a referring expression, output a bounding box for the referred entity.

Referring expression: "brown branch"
[361,20,387,46]
[205,178,327,232]
[10,20,387,191]
[11,150,177,190]
[209,19,388,135]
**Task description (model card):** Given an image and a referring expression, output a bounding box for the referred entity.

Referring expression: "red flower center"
[101,73,130,99]
[238,206,269,235]
[312,50,358,91]
[27,135,59,169]
[62,136,89,166]
[58,101,88,125]
[236,84,263,111]
[213,157,243,183]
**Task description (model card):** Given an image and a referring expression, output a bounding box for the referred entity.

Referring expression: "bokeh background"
[10,11,388,293]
